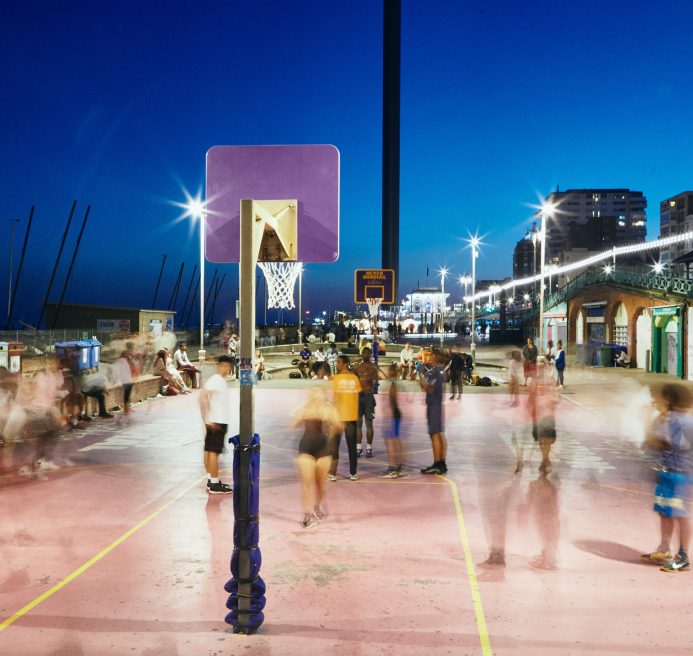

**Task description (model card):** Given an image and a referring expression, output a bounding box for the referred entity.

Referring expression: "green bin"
[597,346,612,367]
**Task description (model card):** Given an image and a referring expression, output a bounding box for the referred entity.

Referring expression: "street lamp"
[184,196,207,357]
[538,200,556,351]
[297,263,304,343]
[466,234,481,363]
[438,267,448,344]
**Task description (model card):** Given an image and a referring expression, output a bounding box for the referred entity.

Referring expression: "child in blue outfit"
[641,382,693,573]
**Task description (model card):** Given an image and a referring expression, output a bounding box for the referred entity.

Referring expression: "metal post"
[53,205,90,329]
[297,266,303,343]
[238,198,256,630]
[471,247,477,363]
[199,210,206,356]
[539,214,547,350]
[382,0,401,302]
[152,254,167,309]
[38,200,77,330]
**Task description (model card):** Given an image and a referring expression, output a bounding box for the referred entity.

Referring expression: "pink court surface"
[1,382,691,655]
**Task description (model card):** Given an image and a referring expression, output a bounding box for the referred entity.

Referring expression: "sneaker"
[377,468,398,478]
[356,448,363,457]
[301,516,319,528]
[420,464,443,474]
[641,550,673,565]
[349,473,359,481]
[660,553,690,573]
[99,413,115,419]
[326,473,337,482]
[449,395,455,400]
[366,449,373,458]
[207,481,232,494]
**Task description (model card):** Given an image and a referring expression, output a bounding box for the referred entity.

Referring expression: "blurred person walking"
[291,388,339,527]
[378,363,405,478]
[353,346,380,458]
[529,371,559,474]
[419,350,448,474]
[641,382,693,573]
[199,355,233,494]
[326,343,338,376]
[328,355,360,481]
[507,350,522,407]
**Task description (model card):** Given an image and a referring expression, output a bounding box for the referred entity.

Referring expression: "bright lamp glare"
[187,198,205,219]
[653,262,664,274]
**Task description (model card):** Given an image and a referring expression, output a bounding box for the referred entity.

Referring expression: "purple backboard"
[205,145,340,263]
[354,269,396,304]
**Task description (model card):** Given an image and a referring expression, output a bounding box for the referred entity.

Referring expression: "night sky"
[3,0,693,328]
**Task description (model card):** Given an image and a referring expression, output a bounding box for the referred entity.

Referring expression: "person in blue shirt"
[297,346,312,379]
[419,349,448,474]
[641,382,693,573]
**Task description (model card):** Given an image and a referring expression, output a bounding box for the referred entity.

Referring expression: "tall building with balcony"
[542,188,647,260]
[659,191,693,269]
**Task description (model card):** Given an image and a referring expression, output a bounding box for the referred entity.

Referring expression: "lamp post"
[530,223,539,299]
[468,236,480,363]
[186,198,206,358]
[538,201,555,351]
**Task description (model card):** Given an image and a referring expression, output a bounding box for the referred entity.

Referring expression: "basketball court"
[1,379,690,655]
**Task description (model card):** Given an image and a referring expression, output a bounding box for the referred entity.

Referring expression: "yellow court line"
[441,476,493,656]
[0,473,208,633]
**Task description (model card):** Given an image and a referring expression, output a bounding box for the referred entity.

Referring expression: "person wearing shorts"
[352,346,379,457]
[641,382,693,573]
[419,350,448,474]
[378,363,404,478]
[199,355,233,494]
[292,388,339,527]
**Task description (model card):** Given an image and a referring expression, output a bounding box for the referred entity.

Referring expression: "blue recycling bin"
[83,339,101,370]
[55,341,92,373]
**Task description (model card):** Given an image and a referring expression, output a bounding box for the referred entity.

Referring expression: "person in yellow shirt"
[328,355,361,481]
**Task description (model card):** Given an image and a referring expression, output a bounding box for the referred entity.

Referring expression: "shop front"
[651,305,684,378]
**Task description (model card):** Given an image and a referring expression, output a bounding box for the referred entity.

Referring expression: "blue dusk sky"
[3,0,693,327]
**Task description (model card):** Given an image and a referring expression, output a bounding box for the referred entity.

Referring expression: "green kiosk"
[651,305,684,378]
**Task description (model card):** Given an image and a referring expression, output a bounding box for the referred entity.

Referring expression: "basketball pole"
[238,198,257,631]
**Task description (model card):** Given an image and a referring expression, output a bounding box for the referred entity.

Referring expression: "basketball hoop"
[258,262,302,309]
[366,297,382,336]
[365,297,383,318]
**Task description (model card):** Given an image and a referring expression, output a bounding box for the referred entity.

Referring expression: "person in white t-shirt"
[199,355,233,494]
[174,342,200,388]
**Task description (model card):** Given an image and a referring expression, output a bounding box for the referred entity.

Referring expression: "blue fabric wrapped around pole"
[225,433,266,633]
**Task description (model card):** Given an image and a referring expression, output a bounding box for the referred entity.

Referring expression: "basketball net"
[366,298,382,334]
[258,262,302,309]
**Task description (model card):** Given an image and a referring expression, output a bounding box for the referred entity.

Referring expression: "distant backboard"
[354,269,396,304]
[205,145,339,263]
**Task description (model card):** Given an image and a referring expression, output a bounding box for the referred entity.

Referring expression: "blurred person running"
[199,355,233,494]
[353,346,380,458]
[292,388,339,527]
[641,382,693,573]
[328,355,361,481]
[378,363,405,478]
[419,349,448,474]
